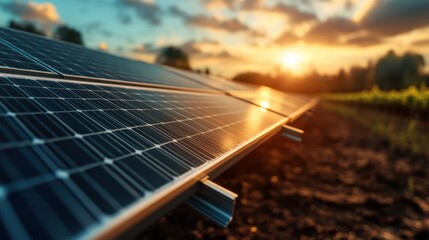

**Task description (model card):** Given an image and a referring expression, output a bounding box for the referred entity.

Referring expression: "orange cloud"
[353,0,376,22]
[203,0,235,10]
[2,1,61,24]
[99,42,108,51]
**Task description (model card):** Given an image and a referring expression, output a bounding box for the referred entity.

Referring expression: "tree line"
[233,50,428,93]
[8,20,84,46]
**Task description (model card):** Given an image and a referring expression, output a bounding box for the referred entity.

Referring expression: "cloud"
[131,39,240,60]
[2,1,61,24]
[359,0,429,36]
[241,1,316,24]
[98,42,108,51]
[344,0,354,11]
[412,38,429,47]
[345,34,383,47]
[275,31,300,45]
[213,50,242,60]
[118,0,161,25]
[270,3,317,24]
[202,0,236,10]
[131,42,159,54]
[83,21,114,37]
[169,6,263,37]
[169,5,188,18]
[118,12,132,24]
[241,0,266,10]
[180,39,219,55]
[187,16,262,36]
[301,17,384,47]
[304,17,358,44]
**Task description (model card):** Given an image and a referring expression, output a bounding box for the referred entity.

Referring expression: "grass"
[321,86,429,115]
[321,102,429,157]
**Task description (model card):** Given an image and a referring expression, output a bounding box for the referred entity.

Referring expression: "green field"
[322,86,429,114]
[321,87,429,156]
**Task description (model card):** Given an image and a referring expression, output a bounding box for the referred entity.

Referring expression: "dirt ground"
[140,103,429,240]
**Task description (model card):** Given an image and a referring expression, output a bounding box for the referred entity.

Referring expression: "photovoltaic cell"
[0,76,285,239]
[0,28,213,90]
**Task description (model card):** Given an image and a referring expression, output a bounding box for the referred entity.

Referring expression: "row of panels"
[0,76,287,239]
[0,28,214,91]
[0,28,316,118]
[0,28,316,239]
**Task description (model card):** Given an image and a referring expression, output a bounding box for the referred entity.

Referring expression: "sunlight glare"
[260,100,270,111]
[281,51,303,71]
[261,100,270,109]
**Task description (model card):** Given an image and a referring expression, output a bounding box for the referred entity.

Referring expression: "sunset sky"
[1,0,429,78]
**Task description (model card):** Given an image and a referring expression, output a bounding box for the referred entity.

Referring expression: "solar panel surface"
[0,39,52,74]
[0,28,213,91]
[230,86,316,118]
[0,76,286,239]
[164,67,316,118]
[165,67,259,92]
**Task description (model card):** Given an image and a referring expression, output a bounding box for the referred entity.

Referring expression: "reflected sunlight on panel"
[260,100,270,112]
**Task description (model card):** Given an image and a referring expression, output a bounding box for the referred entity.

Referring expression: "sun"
[281,51,302,70]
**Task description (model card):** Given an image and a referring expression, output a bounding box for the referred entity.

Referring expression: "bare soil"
[140,103,429,240]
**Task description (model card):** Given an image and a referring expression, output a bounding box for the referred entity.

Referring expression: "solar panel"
[0,39,54,75]
[163,67,316,118]
[165,66,260,91]
[0,28,213,91]
[0,75,286,239]
[229,86,316,118]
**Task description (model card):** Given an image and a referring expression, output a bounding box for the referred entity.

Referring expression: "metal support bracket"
[185,177,237,227]
[303,110,314,119]
[282,125,304,142]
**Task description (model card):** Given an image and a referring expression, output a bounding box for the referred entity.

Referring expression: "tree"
[402,52,425,88]
[155,46,192,71]
[53,25,84,45]
[233,72,272,86]
[349,66,371,91]
[375,50,425,90]
[204,67,210,75]
[8,20,45,36]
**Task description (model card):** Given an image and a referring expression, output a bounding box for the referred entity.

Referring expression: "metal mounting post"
[282,125,304,142]
[185,177,237,227]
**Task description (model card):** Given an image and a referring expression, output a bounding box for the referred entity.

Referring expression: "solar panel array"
[0,28,212,90]
[0,28,316,239]
[0,76,286,239]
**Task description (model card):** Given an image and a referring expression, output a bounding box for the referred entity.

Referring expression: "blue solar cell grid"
[0,76,284,239]
[0,28,211,90]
